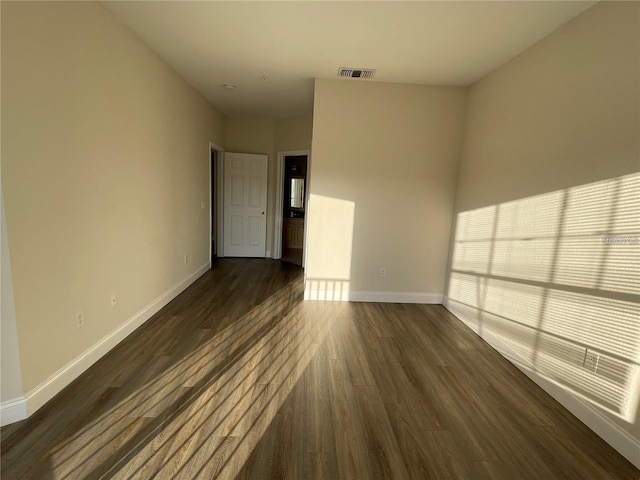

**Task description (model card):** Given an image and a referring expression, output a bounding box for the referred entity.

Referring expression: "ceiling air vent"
[338,67,376,79]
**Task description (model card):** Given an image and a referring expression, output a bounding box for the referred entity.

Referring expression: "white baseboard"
[0,263,209,426]
[443,297,640,470]
[349,291,443,304]
[304,288,350,301]
[0,396,27,426]
[303,288,442,304]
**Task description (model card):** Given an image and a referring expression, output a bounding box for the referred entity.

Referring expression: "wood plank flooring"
[2,258,638,479]
[280,248,303,267]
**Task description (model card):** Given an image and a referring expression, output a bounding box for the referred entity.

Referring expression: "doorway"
[210,149,217,266]
[280,154,308,266]
[209,143,224,268]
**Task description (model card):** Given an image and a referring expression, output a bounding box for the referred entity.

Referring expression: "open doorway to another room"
[280,154,308,266]
[209,144,224,268]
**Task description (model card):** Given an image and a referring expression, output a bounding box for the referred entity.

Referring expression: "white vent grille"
[338,67,376,79]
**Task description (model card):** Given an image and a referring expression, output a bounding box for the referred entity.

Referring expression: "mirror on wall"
[290,177,305,209]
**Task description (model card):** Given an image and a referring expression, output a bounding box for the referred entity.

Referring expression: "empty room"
[1,1,638,478]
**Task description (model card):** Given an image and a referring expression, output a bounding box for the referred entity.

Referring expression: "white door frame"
[209,141,225,265]
[274,150,310,261]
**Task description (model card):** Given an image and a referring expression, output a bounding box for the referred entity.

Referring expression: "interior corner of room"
[1,0,639,472]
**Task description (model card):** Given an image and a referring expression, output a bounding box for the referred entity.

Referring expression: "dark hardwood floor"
[280,248,303,267]
[2,258,638,479]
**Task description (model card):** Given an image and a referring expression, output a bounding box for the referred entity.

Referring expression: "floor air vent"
[338,67,376,79]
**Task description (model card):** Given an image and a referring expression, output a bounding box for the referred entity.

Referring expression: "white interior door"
[223,152,268,257]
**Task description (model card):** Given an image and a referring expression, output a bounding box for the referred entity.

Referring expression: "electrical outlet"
[74,310,85,329]
[583,349,599,373]
[110,293,117,307]
[379,267,386,277]
[184,254,189,264]
[201,201,205,209]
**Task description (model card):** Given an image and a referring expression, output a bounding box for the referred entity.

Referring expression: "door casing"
[274,150,310,264]
[209,142,224,264]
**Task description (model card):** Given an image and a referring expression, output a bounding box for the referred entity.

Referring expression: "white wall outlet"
[110,293,117,307]
[201,200,205,209]
[74,310,85,329]
[379,267,386,277]
[583,349,600,373]
[184,254,189,264]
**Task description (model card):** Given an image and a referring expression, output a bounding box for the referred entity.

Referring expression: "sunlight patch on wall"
[304,194,355,301]
[448,172,640,423]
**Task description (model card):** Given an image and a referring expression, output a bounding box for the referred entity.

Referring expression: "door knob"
[261,211,265,215]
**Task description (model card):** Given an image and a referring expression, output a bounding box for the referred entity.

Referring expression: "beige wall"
[1,2,225,395]
[1,196,23,404]
[275,115,313,153]
[224,115,313,256]
[308,79,466,297]
[455,2,639,212]
[447,0,640,446]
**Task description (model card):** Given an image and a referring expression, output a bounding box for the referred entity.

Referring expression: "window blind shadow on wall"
[448,172,639,423]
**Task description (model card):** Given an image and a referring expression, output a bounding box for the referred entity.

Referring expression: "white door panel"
[249,177,262,206]
[230,216,243,245]
[231,176,244,206]
[223,153,268,257]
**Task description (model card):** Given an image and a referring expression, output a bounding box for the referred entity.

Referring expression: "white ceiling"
[104,1,596,119]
